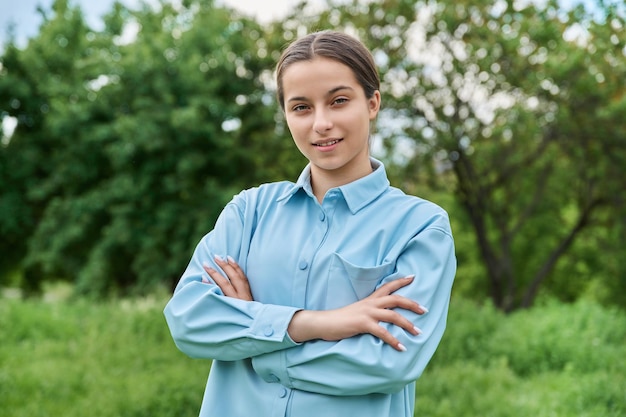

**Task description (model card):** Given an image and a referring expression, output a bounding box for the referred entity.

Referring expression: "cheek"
[286,118,307,140]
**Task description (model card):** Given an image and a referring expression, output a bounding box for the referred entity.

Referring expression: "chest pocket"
[326,253,395,309]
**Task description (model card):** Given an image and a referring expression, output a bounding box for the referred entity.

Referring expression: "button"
[298,260,308,270]
[318,212,325,221]
[264,326,274,337]
[279,388,288,398]
[268,374,279,383]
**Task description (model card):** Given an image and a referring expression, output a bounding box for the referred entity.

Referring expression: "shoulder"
[229,181,295,210]
[382,186,453,237]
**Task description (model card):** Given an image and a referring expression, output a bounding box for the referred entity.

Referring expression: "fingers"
[359,310,418,351]
[364,276,430,350]
[374,275,415,296]
[203,256,253,301]
[370,276,428,315]
[361,308,425,352]
[213,256,239,284]
[375,308,421,336]
[367,325,406,352]
[379,294,428,315]
[216,256,251,293]
[203,262,234,295]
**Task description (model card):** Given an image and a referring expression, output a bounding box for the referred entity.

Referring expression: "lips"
[313,139,343,147]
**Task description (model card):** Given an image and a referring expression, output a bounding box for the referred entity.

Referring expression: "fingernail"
[421,306,429,314]
[227,255,235,264]
[405,274,415,280]
[398,343,407,352]
[202,261,210,269]
[214,255,224,262]
[414,326,422,334]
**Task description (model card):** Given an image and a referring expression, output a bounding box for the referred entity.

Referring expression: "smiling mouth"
[313,139,342,147]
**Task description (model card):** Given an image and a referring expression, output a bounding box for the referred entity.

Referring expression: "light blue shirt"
[164,158,456,417]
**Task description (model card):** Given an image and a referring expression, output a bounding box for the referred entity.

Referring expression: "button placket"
[269,385,290,417]
[292,204,328,305]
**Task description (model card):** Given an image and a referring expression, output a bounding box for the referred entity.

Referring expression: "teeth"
[316,140,339,147]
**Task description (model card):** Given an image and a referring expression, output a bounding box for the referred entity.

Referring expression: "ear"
[368,90,381,120]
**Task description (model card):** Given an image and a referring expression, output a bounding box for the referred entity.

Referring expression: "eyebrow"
[286,85,354,103]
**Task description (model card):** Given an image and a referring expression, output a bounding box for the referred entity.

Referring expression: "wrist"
[287,310,324,343]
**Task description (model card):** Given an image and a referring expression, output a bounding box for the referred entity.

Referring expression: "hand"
[287,276,426,352]
[203,256,254,301]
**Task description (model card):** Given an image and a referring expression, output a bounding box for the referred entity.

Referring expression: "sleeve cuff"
[249,304,300,344]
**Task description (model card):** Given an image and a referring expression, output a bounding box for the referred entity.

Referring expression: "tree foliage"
[1,0,625,310]
[270,0,626,311]
[0,0,301,295]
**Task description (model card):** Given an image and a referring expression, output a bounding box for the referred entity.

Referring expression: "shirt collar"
[277,158,390,214]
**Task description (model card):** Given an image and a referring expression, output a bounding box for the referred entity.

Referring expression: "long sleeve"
[163,160,457,417]
[250,223,456,396]
[163,190,300,361]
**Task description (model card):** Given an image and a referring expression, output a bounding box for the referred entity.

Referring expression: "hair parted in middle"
[275,30,381,110]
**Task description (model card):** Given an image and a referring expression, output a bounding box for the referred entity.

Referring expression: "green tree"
[0,0,93,290]
[0,0,301,295]
[270,0,626,311]
[414,0,626,311]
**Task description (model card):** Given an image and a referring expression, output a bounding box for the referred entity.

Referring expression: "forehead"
[282,57,361,96]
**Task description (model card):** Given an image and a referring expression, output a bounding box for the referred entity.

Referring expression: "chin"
[314,161,349,172]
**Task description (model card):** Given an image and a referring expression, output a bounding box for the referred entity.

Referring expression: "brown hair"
[275,30,380,110]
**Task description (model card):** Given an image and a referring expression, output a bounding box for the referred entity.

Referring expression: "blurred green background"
[1,0,625,415]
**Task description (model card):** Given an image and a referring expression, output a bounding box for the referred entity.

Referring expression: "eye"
[292,104,310,112]
[332,97,349,106]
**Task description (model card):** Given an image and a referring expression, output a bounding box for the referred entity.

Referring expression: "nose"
[313,109,333,135]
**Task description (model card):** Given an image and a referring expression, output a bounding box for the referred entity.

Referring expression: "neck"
[310,160,373,203]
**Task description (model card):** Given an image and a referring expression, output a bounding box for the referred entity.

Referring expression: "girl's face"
[282,57,380,183]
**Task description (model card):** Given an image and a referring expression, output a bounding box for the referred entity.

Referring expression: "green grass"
[415,297,626,417]
[0,287,207,417]
[1,287,624,417]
